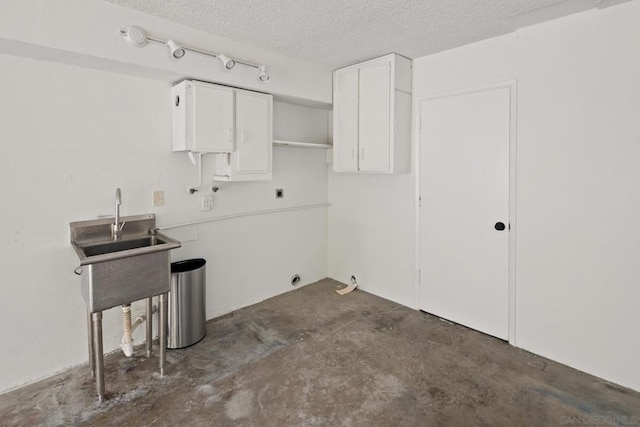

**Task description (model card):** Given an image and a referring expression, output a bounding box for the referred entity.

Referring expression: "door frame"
[414,80,518,344]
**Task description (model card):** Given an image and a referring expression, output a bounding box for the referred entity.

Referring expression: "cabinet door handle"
[241,130,246,143]
[360,148,365,159]
[227,129,233,144]
[351,148,355,160]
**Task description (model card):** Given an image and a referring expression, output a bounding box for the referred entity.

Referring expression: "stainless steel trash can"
[168,258,206,349]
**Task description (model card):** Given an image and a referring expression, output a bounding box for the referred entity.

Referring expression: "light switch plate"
[153,190,165,206]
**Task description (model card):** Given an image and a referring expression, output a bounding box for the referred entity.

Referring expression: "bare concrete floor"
[1,279,639,426]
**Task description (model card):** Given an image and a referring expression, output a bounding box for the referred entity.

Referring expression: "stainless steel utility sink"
[70,214,181,312]
[71,205,181,402]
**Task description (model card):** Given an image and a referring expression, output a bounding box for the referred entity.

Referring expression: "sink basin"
[76,235,175,260]
[71,214,180,267]
[70,214,181,312]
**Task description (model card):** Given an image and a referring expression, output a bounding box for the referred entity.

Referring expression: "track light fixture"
[167,40,185,59]
[119,26,270,83]
[258,66,270,82]
[120,26,148,48]
[218,54,236,70]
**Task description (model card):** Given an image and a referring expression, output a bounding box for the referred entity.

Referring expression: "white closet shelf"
[273,140,332,149]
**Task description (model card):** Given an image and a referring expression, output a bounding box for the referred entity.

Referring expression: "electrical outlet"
[153,190,165,206]
[200,195,213,211]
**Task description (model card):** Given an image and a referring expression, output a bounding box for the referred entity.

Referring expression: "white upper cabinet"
[172,80,234,153]
[333,67,359,172]
[171,80,272,181]
[358,62,391,172]
[214,89,273,181]
[333,53,412,174]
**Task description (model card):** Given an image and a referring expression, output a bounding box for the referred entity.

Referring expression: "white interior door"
[419,86,511,340]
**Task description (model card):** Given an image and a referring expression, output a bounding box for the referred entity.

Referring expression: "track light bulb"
[121,26,148,48]
[258,65,270,82]
[167,39,185,59]
[218,54,236,70]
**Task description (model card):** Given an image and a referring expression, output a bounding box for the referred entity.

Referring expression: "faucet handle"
[117,221,126,231]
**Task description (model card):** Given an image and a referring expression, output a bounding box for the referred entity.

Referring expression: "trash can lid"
[171,258,206,273]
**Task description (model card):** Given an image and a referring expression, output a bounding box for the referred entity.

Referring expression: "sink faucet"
[113,188,125,240]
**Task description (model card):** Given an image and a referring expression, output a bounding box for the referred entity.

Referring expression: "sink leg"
[159,293,167,376]
[92,311,105,402]
[87,310,95,378]
[146,297,153,358]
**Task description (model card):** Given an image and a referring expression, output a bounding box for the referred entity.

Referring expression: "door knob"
[494,222,506,231]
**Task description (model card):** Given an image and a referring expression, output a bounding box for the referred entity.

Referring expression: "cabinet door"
[333,67,359,172]
[358,62,391,172]
[191,82,234,153]
[234,90,272,177]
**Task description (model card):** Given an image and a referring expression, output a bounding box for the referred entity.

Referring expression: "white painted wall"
[273,102,331,144]
[328,173,415,307]
[0,0,332,106]
[410,2,639,391]
[0,53,329,392]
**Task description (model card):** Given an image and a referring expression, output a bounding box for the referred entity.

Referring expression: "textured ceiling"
[105,0,632,68]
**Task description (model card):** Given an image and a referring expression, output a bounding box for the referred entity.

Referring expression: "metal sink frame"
[70,213,181,402]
